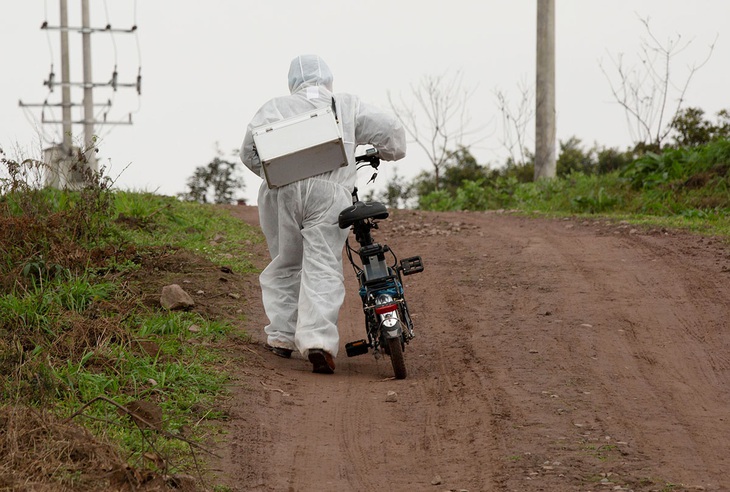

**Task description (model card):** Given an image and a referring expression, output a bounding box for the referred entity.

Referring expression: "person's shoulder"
[333,92,362,111]
[334,92,359,101]
[250,94,294,119]
[260,94,294,108]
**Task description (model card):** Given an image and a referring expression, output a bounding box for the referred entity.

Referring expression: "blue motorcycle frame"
[338,149,423,379]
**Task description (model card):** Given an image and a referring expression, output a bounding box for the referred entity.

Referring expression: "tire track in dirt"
[479,216,730,489]
[215,207,730,491]
[405,236,502,490]
[549,229,730,485]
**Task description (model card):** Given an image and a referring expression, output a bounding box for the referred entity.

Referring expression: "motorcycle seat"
[338,201,389,229]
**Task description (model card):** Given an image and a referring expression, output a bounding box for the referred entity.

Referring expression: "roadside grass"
[1,153,262,488]
[419,138,730,240]
[113,191,261,274]
[52,313,231,471]
[515,171,730,238]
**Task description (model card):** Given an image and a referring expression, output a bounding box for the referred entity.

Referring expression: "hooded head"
[287,55,334,94]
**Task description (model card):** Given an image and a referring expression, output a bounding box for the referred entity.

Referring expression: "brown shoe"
[308,349,335,374]
[264,343,293,359]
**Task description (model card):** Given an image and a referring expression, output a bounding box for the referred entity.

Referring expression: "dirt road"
[212,206,730,492]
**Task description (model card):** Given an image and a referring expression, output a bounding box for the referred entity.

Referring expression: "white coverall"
[240,55,406,358]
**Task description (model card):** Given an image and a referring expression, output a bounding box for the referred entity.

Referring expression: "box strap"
[331,96,338,122]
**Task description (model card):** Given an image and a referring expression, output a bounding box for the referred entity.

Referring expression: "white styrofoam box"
[252,106,348,188]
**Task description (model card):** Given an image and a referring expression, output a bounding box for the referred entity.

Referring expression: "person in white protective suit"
[240,55,406,374]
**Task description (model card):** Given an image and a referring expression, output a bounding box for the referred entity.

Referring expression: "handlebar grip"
[355,148,381,168]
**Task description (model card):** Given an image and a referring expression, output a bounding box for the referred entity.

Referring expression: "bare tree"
[495,80,534,168]
[388,71,483,190]
[600,17,716,151]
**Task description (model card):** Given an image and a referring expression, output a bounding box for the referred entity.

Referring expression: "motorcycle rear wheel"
[387,337,407,379]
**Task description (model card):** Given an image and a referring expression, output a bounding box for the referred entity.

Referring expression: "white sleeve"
[354,100,407,162]
[240,125,262,177]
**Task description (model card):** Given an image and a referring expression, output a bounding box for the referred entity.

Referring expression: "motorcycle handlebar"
[355,147,380,168]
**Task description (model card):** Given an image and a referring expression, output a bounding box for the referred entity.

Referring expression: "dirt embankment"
[213,206,730,492]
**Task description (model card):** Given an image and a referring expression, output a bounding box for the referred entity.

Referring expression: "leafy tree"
[410,147,492,201]
[441,147,492,192]
[557,137,595,176]
[500,151,535,184]
[595,146,633,174]
[179,150,245,204]
[670,107,730,147]
[555,137,633,177]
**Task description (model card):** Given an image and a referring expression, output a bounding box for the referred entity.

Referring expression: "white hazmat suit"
[240,55,406,367]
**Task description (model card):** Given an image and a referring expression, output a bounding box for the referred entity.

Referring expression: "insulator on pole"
[45,68,55,91]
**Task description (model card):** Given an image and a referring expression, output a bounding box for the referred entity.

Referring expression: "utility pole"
[80,0,96,173]
[60,0,72,154]
[535,0,556,180]
[19,0,140,189]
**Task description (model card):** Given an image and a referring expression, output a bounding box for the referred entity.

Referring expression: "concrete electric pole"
[81,0,95,169]
[535,0,556,180]
[19,0,140,189]
[60,0,72,155]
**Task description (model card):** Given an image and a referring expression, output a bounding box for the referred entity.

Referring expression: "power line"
[19,0,142,188]
[20,0,142,146]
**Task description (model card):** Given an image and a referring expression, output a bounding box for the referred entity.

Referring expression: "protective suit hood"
[288,55,333,94]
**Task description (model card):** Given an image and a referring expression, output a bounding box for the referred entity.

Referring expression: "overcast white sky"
[1,1,728,205]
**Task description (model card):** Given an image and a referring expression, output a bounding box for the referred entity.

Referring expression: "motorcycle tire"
[387,337,407,380]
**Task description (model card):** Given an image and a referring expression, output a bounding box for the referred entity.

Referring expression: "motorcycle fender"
[381,319,403,339]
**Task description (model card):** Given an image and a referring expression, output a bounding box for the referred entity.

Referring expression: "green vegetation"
[380,133,729,239]
[382,107,730,238]
[114,190,259,273]
[1,147,262,488]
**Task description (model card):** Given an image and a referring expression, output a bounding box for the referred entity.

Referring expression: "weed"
[571,187,620,213]
[585,443,618,461]
[137,311,230,338]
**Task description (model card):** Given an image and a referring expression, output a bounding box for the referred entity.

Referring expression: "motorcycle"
[337,148,424,379]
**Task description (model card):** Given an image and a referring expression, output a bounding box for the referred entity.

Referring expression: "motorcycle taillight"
[375,303,398,315]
